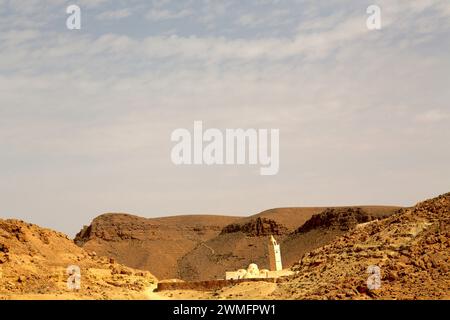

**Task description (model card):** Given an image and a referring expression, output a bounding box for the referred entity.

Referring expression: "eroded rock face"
[75,214,160,244]
[74,213,239,280]
[74,207,398,281]
[295,207,391,233]
[278,192,450,300]
[221,217,288,236]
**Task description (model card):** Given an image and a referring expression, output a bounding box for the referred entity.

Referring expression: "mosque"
[225,235,292,280]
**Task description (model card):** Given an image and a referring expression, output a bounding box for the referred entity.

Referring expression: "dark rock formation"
[221,217,288,236]
[295,207,391,233]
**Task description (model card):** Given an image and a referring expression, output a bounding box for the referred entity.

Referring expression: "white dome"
[247,263,259,275]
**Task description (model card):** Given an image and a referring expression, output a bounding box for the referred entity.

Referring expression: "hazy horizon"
[1,0,449,237]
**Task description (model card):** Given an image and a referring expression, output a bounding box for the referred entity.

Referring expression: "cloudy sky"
[1,0,449,236]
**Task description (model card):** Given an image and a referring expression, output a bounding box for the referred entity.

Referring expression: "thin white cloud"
[145,8,193,21]
[77,0,109,8]
[236,9,291,28]
[96,8,132,20]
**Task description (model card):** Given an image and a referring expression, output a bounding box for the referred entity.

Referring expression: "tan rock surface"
[274,192,450,300]
[0,219,156,300]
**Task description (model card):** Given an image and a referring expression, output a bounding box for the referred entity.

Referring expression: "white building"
[268,235,282,271]
[225,235,289,280]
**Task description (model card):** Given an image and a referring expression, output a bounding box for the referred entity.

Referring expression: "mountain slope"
[281,207,394,268]
[74,206,399,281]
[0,219,156,299]
[178,206,398,280]
[153,192,448,300]
[273,193,450,299]
[74,213,239,279]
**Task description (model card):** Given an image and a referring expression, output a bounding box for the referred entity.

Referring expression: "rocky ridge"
[220,217,288,236]
[274,193,450,299]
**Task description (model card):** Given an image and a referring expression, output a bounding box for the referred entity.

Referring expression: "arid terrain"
[0,192,448,300]
[275,192,450,300]
[0,219,156,299]
[75,206,399,281]
[158,192,450,300]
[74,214,239,280]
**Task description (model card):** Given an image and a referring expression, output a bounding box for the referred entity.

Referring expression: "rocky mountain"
[280,207,395,267]
[151,192,449,300]
[294,207,390,233]
[273,193,450,299]
[178,206,398,281]
[0,219,156,299]
[1,193,447,300]
[74,213,239,280]
[73,205,399,281]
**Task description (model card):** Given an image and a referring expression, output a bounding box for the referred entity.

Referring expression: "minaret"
[268,235,282,271]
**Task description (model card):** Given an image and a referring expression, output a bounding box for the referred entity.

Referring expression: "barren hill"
[178,206,398,280]
[281,207,394,268]
[0,219,156,299]
[1,193,446,300]
[153,192,449,300]
[75,206,399,281]
[74,213,239,280]
[273,193,450,299]
[251,206,402,230]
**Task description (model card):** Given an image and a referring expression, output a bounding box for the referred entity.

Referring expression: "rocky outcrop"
[221,217,288,236]
[295,207,392,233]
[75,213,160,244]
[74,207,399,281]
[277,192,450,300]
[74,213,239,280]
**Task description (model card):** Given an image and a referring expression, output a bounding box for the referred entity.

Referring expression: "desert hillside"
[0,193,447,300]
[179,206,398,280]
[154,192,449,300]
[74,213,239,279]
[281,207,396,268]
[75,206,399,281]
[274,192,450,299]
[0,219,156,300]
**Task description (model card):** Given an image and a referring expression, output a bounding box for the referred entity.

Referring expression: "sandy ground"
[152,281,278,300]
[1,281,278,300]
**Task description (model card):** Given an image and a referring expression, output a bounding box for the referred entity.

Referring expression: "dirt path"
[144,283,170,300]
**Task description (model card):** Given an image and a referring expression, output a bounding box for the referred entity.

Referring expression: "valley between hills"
[0,192,448,300]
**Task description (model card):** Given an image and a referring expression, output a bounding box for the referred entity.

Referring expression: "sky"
[0,0,449,237]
